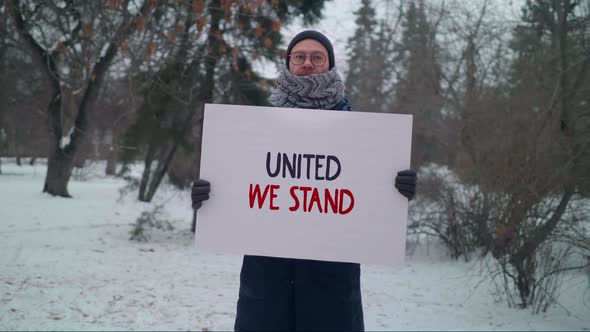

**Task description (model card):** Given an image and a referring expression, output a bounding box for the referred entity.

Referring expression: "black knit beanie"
[286,30,335,70]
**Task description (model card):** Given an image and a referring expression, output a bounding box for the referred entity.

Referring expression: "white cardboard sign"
[196,103,412,265]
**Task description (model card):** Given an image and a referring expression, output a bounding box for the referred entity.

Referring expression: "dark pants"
[234,255,364,331]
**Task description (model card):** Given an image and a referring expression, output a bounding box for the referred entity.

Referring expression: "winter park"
[1,0,590,331]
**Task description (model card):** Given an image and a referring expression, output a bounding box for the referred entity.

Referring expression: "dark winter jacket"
[234,98,364,331]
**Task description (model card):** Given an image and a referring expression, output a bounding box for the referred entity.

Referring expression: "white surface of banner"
[196,103,412,265]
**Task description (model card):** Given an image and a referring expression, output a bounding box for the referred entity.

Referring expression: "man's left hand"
[395,169,416,201]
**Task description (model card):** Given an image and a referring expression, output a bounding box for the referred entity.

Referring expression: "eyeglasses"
[289,51,327,67]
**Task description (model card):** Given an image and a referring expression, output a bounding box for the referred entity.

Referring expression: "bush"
[129,204,174,242]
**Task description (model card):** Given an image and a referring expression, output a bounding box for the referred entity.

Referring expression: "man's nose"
[301,56,314,68]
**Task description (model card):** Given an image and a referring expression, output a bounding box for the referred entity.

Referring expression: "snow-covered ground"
[1,159,589,330]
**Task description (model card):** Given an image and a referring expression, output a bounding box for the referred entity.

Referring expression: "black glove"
[395,169,416,201]
[191,179,210,210]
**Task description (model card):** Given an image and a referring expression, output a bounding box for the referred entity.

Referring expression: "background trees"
[7,0,153,197]
[2,0,327,199]
[118,0,327,204]
[1,0,588,313]
[346,0,589,311]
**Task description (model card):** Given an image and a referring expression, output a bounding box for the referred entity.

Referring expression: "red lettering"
[270,184,280,210]
[339,189,355,215]
[324,188,338,214]
[308,187,323,213]
[287,186,354,215]
[299,186,312,212]
[249,184,270,209]
[289,186,300,211]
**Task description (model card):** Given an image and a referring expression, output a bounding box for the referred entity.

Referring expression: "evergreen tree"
[512,0,590,195]
[346,0,393,113]
[393,1,444,167]
[119,0,328,203]
[346,0,377,110]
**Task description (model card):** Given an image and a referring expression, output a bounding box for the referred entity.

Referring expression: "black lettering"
[302,154,314,180]
[326,155,341,181]
[282,153,296,178]
[266,152,280,177]
[297,154,302,179]
[315,155,325,180]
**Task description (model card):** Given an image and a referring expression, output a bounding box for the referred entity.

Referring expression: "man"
[191,30,417,331]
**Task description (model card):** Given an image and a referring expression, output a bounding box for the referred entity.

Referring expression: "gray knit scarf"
[269,67,344,109]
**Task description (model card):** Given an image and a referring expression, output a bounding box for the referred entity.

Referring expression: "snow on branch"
[59,127,75,150]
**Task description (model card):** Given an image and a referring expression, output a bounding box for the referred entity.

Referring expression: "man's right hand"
[191,179,210,210]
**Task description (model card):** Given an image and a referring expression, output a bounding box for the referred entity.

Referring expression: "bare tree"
[442,0,588,310]
[7,0,152,197]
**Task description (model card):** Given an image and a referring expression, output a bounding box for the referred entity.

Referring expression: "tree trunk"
[141,105,200,203]
[144,139,182,202]
[191,211,197,233]
[192,0,222,233]
[144,152,171,202]
[513,255,536,308]
[42,90,72,196]
[74,156,85,169]
[138,141,156,202]
[105,146,117,175]
[43,146,75,197]
[29,157,36,165]
[141,2,202,203]
[8,0,151,198]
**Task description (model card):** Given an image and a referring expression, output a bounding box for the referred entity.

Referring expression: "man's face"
[288,39,330,76]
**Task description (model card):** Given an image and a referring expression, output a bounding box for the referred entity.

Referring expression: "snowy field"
[1,159,589,330]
